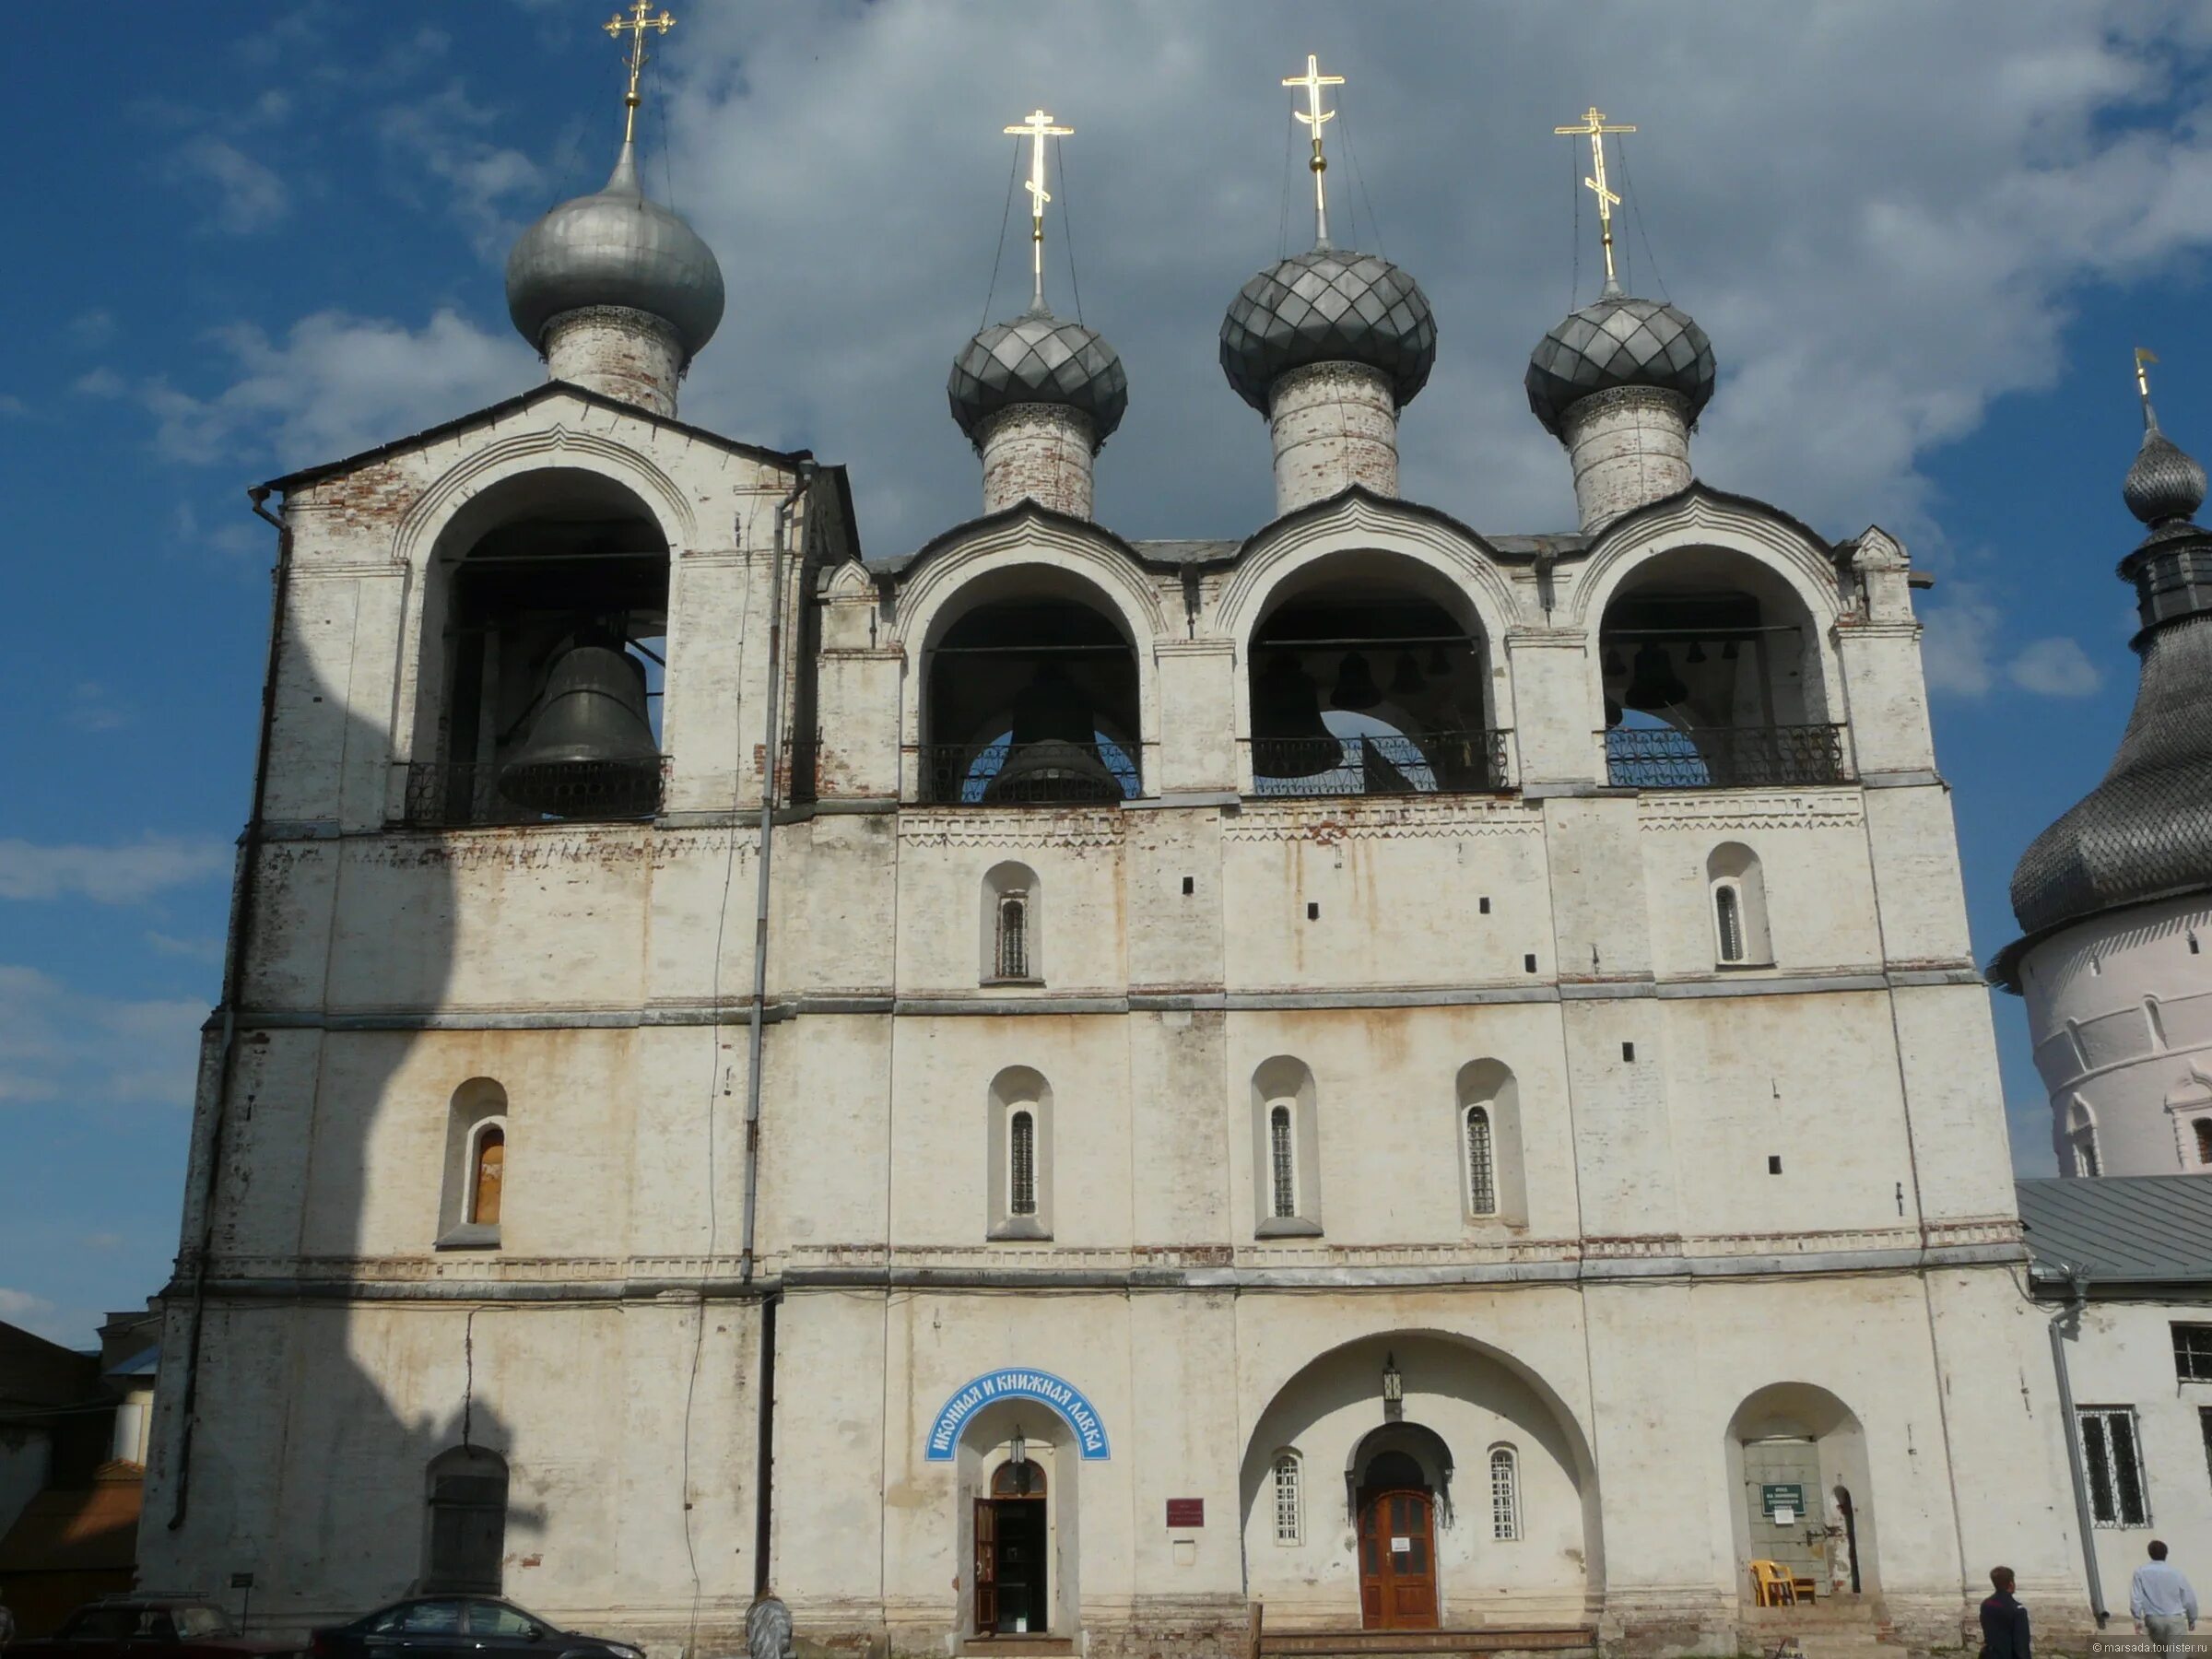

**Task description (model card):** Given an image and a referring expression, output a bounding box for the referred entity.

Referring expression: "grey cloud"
[0,836,231,904]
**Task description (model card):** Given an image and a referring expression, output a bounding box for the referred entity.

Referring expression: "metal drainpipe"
[742,461,814,1598]
[2043,1263,2108,1625]
[168,486,291,1530]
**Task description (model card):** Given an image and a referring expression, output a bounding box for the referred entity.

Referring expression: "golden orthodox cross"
[1555,104,1637,290]
[605,1,676,145]
[1282,53,1346,248]
[1004,108,1074,311]
[2136,347,2160,421]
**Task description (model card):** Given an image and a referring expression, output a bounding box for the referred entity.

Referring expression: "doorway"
[1742,1437,1823,1584]
[1358,1451,1439,1630]
[976,1458,1049,1635]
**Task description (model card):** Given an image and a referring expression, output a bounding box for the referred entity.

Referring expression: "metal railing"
[1603,724,1848,789]
[1246,728,1512,798]
[397,759,665,828]
[920,740,1141,806]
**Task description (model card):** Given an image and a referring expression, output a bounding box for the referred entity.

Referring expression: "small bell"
[1623,641,1689,711]
[1388,652,1426,698]
[1722,639,1740,662]
[1604,645,1626,677]
[1686,641,1708,665]
[1331,650,1382,711]
[499,643,660,817]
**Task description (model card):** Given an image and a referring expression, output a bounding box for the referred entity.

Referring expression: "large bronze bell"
[1250,654,1339,779]
[985,660,1122,804]
[1622,641,1689,712]
[498,643,661,817]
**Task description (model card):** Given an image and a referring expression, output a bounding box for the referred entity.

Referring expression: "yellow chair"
[1748,1559,1797,1606]
[1790,1571,1818,1605]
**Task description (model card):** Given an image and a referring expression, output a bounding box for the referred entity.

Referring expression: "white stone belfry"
[979,404,1098,519]
[1560,383,1692,534]
[1268,360,1400,513]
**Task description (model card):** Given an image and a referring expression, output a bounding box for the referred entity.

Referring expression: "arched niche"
[1242,549,1501,798]
[987,1065,1053,1240]
[916,562,1143,804]
[1724,1382,1878,1601]
[407,466,671,825]
[981,861,1043,984]
[1456,1059,1527,1227]
[1251,1055,1321,1237]
[1707,841,1775,968]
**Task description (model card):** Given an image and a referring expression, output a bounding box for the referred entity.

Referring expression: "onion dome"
[1525,290,1715,438]
[506,142,725,363]
[1219,247,1436,414]
[947,305,1128,449]
[2124,415,2209,533]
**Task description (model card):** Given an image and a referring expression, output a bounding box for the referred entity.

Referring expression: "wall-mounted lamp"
[1382,1353,1403,1404]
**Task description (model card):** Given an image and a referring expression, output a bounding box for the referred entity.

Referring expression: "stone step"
[1258,1630,1597,1659]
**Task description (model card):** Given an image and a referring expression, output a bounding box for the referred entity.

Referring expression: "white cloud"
[1920,582,2109,700]
[65,681,134,734]
[68,309,118,349]
[146,932,225,965]
[0,394,26,418]
[173,135,289,234]
[2009,636,2104,697]
[0,966,206,1112]
[378,81,547,262]
[0,1287,54,1322]
[0,836,231,904]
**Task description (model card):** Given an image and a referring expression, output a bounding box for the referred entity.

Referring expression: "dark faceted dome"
[2010,613,2212,937]
[1525,292,1715,438]
[1219,248,1436,414]
[947,307,1128,447]
[2124,421,2208,529]
[506,144,725,361]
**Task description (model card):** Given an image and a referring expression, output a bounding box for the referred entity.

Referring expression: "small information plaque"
[1165,1498,1205,1528]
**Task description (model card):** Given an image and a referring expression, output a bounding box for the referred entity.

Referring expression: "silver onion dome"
[1525,291,1715,438]
[1219,248,1436,414]
[947,306,1129,449]
[506,142,725,362]
[2124,417,2208,530]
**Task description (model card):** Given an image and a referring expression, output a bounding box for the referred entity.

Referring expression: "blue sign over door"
[924,1368,1111,1460]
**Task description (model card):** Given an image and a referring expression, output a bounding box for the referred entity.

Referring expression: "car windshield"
[174,1609,238,1641]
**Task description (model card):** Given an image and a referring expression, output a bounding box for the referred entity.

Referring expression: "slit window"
[1272,1450,1302,1545]
[1715,883,1745,963]
[996,895,1029,980]
[2078,1406,2149,1526]
[1489,1446,1521,1541]
[1465,1105,1497,1217]
[468,1125,504,1226]
[1009,1110,1038,1218]
[1269,1104,1297,1219]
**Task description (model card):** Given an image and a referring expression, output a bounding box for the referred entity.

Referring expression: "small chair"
[1748,1559,1797,1606]
[1789,1571,1818,1606]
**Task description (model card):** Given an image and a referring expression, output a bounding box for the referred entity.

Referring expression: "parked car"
[11,1597,298,1659]
[309,1599,642,1659]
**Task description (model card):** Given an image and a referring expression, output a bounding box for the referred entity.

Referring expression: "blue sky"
[4,3,2210,1348]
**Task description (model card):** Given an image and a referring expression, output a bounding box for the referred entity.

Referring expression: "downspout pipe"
[742,461,815,1601]
[2042,1261,2108,1626]
[168,485,291,1531]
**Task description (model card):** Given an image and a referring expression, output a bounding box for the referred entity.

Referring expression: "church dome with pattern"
[506,142,726,363]
[1219,247,1437,414]
[1524,291,1715,438]
[947,306,1129,450]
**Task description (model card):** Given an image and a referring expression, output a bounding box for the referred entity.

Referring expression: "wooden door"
[973,1498,998,1633]
[1743,1438,1824,1582]
[1358,1488,1438,1630]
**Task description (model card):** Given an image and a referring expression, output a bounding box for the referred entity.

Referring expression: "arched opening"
[981,861,1042,983]
[1597,547,1843,788]
[1707,842,1774,968]
[2064,1097,2101,1179]
[1240,1332,1600,1630]
[1725,1383,1878,1605]
[410,469,669,825]
[1253,1056,1321,1237]
[987,1066,1053,1240]
[955,1401,1081,1640]
[422,1445,508,1594]
[922,571,1141,804]
[1245,555,1500,798]
[1457,1061,1526,1227]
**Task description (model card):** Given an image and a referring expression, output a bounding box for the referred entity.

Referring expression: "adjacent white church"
[138,31,2101,1659]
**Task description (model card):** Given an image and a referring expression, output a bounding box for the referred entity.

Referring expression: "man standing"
[1981,1566,2030,1659]
[2133,1539,2199,1655]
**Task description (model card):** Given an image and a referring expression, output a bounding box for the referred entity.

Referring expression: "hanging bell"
[1686,641,1708,665]
[498,644,660,817]
[1721,638,1741,662]
[1251,655,1339,778]
[1603,645,1626,677]
[1389,652,1427,699]
[987,660,1122,803]
[1331,650,1382,711]
[1623,641,1689,711]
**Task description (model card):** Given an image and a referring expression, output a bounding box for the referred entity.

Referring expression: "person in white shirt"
[2132,1538,2199,1656]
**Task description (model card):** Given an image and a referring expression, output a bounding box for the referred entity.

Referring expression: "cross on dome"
[605,1,676,144]
[1003,108,1075,313]
[1554,103,1637,293]
[1282,53,1346,248]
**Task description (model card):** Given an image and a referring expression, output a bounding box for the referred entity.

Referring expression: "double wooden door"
[1358,1488,1438,1630]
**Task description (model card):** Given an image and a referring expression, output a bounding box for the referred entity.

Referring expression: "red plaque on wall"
[1166,1498,1205,1528]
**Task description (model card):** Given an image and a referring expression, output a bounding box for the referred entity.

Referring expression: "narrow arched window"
[1009,1109,1037,1217]
[1489,1447,1520,1541]
[1465,1105,1496,1216]
[469,1125,505,1226]
[1715,884,1745,964]
[1272,1450,1302,1545]
[997,894,1029,980]
[2075,1127,2101,1179]
[2195,1119,2212,1167]
[1269,1104,1297,1219]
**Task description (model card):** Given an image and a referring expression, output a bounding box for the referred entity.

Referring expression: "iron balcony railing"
[397,759,665,828]
[1246,728,1512,798]
[1603,724,1849,789]
[920,739,1142,806]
